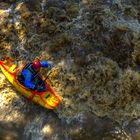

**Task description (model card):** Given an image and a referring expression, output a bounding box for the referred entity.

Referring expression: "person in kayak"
[21,59,51,91]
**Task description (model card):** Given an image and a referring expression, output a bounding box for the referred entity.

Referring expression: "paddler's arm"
[22,69,35,89]
[40,61,51,68]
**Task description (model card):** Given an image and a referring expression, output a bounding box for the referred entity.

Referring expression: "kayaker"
[21,59,51,91]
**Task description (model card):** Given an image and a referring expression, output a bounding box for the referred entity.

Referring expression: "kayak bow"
[0,59,61,109]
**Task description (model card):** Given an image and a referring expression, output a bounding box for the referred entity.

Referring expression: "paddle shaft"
[38,67,54,89]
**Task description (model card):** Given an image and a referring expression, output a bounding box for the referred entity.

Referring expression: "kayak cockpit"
[16,64,47,92]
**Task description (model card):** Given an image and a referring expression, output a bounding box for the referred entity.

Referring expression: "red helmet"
[32,59,41,70]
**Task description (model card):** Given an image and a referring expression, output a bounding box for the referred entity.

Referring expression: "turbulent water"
[0,0,140,140]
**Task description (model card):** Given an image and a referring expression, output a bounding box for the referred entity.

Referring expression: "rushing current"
[0,0,140,140]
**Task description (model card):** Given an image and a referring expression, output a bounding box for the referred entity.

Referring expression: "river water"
[0,0,140,140]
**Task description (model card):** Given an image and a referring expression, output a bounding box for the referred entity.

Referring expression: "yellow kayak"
[0,58,61,109]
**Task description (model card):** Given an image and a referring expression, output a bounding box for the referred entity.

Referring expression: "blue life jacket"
[21,61,50,90]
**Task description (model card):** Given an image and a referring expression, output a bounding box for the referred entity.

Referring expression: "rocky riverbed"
[0,0,140,140]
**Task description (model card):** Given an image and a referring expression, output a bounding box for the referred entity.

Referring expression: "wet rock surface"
[0,0,140,139]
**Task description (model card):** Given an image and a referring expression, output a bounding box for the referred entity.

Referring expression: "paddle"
[37,65,56,91]
[28,68,53,101]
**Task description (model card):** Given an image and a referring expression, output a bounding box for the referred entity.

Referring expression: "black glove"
[34,83,39,91]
